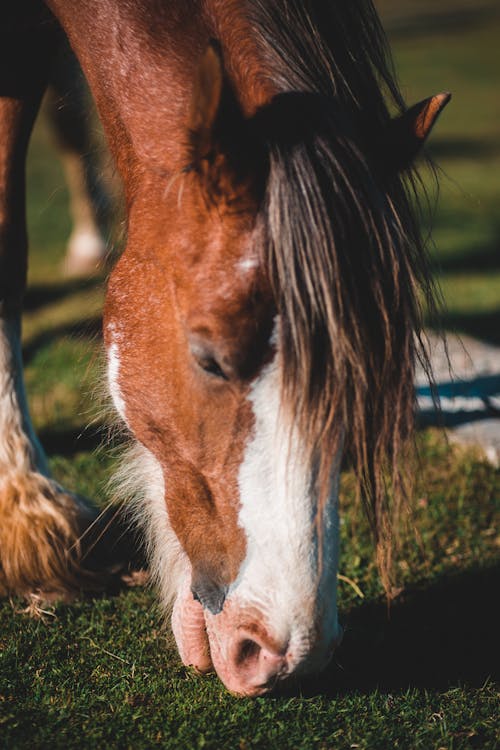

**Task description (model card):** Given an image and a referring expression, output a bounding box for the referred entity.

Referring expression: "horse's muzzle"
[172,578,340,696]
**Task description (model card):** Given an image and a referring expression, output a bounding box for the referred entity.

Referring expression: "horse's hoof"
[0,470,104,603]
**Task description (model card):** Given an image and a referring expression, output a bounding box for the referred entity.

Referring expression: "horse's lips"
[171,582,284,695]
[171,579,213,674]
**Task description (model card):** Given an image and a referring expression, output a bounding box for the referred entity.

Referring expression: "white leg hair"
[0,315,48,475]
[0,310,96,598]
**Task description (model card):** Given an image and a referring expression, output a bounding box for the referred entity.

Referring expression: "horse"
[0,0,449,696]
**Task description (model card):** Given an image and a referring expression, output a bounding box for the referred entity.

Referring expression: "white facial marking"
[237,256,259,274]
[233,335,341,665]
[106,324,127,423]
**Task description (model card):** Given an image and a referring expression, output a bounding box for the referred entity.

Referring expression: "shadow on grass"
[81,502,148,584]
[427,136,500,163]
[428,309,500,346]
[430,218,500,275]
[22,315,102,364]
[296,563,499,696]
[385,2,500,39]
[37,421,120,456]
[431,210,500,273]
[425,216,500,345]
[434,243,500,274]
[24,276,103,312]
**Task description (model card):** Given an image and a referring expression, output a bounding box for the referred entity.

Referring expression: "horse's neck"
[45,1,205,181]
[45,0,275,186]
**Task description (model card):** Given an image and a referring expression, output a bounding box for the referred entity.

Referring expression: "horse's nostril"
[229,632,288,694]
[236,638,261,668]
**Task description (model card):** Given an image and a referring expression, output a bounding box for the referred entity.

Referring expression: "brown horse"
[0,0,449,696]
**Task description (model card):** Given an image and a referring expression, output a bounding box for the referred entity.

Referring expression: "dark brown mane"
[246,0,438,592]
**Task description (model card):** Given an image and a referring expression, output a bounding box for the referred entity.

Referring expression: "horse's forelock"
[246,0,437,594]
[264,135,426,589]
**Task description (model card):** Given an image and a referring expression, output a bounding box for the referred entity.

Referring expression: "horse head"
[104,42,448,696]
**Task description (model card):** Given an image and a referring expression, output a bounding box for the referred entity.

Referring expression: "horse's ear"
[188,41,243,168]
[189,42,225,162]
[388,92,451,171]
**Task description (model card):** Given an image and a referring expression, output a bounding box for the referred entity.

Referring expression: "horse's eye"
[196,355,228,380]
[189,337,231,381]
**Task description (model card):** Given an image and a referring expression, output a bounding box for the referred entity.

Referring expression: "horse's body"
[0,0,448,696]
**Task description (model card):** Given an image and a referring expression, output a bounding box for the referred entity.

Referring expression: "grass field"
[1,2,499,748]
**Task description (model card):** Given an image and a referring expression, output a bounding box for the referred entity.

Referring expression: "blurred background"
[378,0,500,344]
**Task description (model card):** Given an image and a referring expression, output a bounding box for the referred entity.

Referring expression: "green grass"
[1,4,499,748]
[0,436,498,749]
[386,1,500,344]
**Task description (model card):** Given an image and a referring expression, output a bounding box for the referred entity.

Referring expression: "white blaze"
[234,348,342,662]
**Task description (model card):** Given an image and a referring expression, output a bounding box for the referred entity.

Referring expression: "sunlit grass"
[389,10,500,347]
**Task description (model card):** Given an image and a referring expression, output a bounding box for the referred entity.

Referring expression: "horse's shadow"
[296,564,499,696]
[22,315,103,365]
[24,276,103,312]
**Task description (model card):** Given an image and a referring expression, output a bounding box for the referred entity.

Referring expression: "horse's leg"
[0,6,99,600]
[46,44,111,277]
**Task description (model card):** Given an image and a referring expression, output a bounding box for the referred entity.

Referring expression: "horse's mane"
[245,0,437,592]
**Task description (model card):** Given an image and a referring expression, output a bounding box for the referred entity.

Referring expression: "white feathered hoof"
[0,470,104,603]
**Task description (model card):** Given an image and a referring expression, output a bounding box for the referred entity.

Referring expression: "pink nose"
[221,629,289,697]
